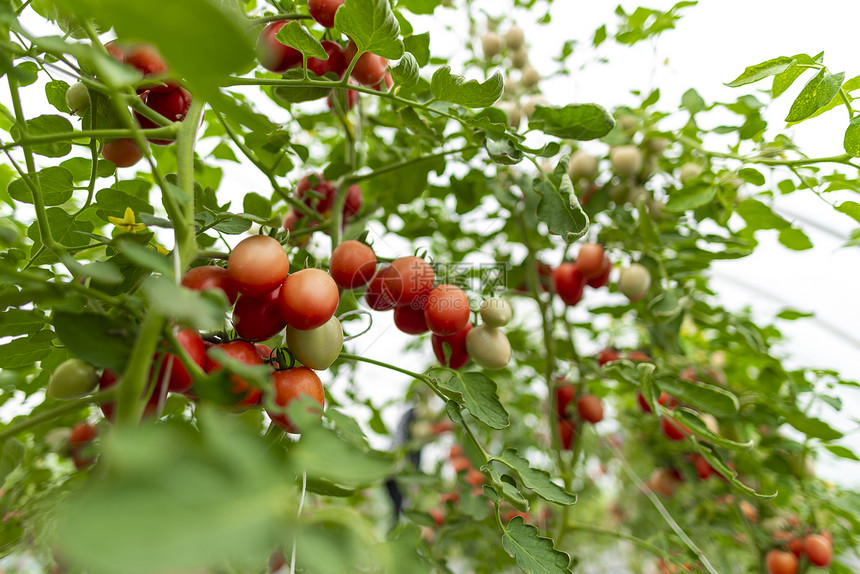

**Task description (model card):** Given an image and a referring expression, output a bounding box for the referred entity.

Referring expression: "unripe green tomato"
[679,162,704,184]
[607,183,629,204]
[645,137,668,154]
[510,48,528,69]
[617,115,637,132]
[505,26,525,51]
[65,82,90,115]
[522,95,547,119]
[646,198,665,219]
[618,263,651,301]
[521,66,540,87]
[286,316,343,371]
[628,185,649,205]
[465,325,511,370]
[481,33,503,59]
[480,298,513,327]
[640,155,658,181]
[48,358,99,400]
[568,150,598,180]
[610,145,643,178]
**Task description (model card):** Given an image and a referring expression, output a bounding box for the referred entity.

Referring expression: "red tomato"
[597,348,620,366]
[308,0,344,28]
[307,41,347,79]
[98,369,161,422]
[154,327,206,393]
[577,395,604,423]
[627,350,653,362]
[432,323,472,369]
[101,139,142,168]
[373,72,394,91]
[552,263,586,306]
[257,21,302,73]
[266,367,325,433]
[204,341,265,408]
[255,343,274,363]
[136,87,193,145]
[394,303,430,335]
[388,256,435,307]
[364,266,397,311]
[429,508,445,527]
[558,419,576,450]
[344,183,363,218]
[227,235,290,296]
[269,550,287,573]
[424,284,470,336]
[330,240,377,289]
[182,265,239,305]
[124,44,175,92]
[327,86,358,112]
[345,40,387,86]
[787,537,803,557]
[685,453,713,480]
[661,416,689,441]
[555,384,575,419]
[451,456,471,473]
[765,549,798,574]
[575,243,605,278]
[69,422,97,446]
[636,391,653,414]
[72,446,97,470]
[278,268,339,330]
[803,534,832,567]
[105,39,126,62]
[586,256,611,288]
[465,468,485,488]
[233,287,288,341]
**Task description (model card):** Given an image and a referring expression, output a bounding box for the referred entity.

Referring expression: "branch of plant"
[0,126,178,151]
[0,390,116,442]
[564,521,672,560]
[246,13,312,27]
[115,312,167,425]
[175,97,206,271]
[344,144,481,185]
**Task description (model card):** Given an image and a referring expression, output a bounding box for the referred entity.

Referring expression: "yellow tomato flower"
[108,207,146,233]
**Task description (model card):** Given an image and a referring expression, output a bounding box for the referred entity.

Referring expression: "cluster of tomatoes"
[551,243,611,307]
[257,0,393,113]
[767,527,833,573]
[554,382,604,450]
[281,174,363,239]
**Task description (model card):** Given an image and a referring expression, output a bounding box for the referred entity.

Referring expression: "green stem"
[115,312,166,425]
[246,13,313,27]
[565,522,671,559]
[0,127,177,151]
[346,145,480,185]
[0,390,116,442]
[175,98,205,271]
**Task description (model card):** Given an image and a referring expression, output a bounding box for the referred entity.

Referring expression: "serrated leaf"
[495,449,576,505]
[535,173,589,243]
[528,104,615,140]
[11,115,74,157]
[275,21,327,60]
[430,66,503,108]
[0,439,25,485]
[658,378,739,417]
[141,276,227,331]
[785,69,844,122]
[116,240,173,275]
[843,115,860,157]
[501,517,571,574]
[784,411,843,441]
[0,309,45,337]
[334,0,404,59]
[242,192,271,219]
[53,311,136,372]
[664,183,715,212]
[772,54,820,98]
[390,52,419,88]
[274,69,333,103]
[726,56,794,87]
[694,441,776,499]
[437,371,509,430]
[672,408,752,449]
[8,166,74,205]
[0,334,53,368]
[403,32,430,66]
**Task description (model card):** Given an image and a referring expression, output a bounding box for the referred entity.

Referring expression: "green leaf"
[527,103,615,140]
[116,240,173,275]
[501,517,572,574]
[826,444,860,461]
[0,334,53,368]
[7,166,74,205]
[141,276,228,331]
[290,425,395,487]
[658,378,739,417]
[399,0,442,15]
[53,311,136,372]
[275,20,327,60]
[738,167,765,186]
[495,449,577,505]
[404,32,430,67]
[430,66,503,108]
[0,439,25,485]
[0,309,45,337]
[390,52,419,88]
[274,69,333,103]
[835,199,860,224]
[242,192,271,219]
[694,441,776,499]
[726,56,794,87]
[45,80,71,113]
[776,309,813,321]
[485,137,523,165]
[664,184,716,212]
[11,115,74,157]
[680,88,706,114]
[437,371,510,430]
[777,227,813,251]
[26,207,95,258]
[785,69,844,122]
[784,411,844,441]
[672,408,752,449]
[535,172,589,243]
[737,198,788,230]
[843,115,860,157]
[772,54,820,98]
[334,0,404,59]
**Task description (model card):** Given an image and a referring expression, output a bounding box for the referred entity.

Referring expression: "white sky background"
[2,1,858,487]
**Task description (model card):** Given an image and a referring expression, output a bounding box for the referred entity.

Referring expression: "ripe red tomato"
[308,0,344,28]
[330,240,377,289]
[451,456,471,473]
[786,537,803,557]
[661,416,689,441]
[394,303,429,335]
[575,243,605,278]
[627,350,653,362]
[597,348,621,366]
[278,268,339,330]
[227,235,290,296]
[765,549,798,574]
[154,327,206,393]
[182,265,239,305]
[105,39,126,62]
[552,263,586,306]
[429,508,445,527]
[344,183,363,218]
[69,422,97,446]
[685,453,713,480]
[233,287,287,342]
[577,395,604,423]
[555,383,575,419]
[136,87,193,145]
[294,175,362,223]
[204,341,265,408]
[424,284,470,336]
[267,367,325,432]
[101,139,142,168]
[327,86,359,112]
[257,21,302,73]
[345,40,387,86]
[803,534,832,566]
[558,419,576,450]
[307,41,347,79]
[637,391,652,413]
[373,72,394,91]
[388,256,435,307]
[124,44,175,92]
[72,446,97,470]
[432,323,472,369]
[269,550,287,573]
[465,468,485,488]
[586,256,611,288]
[364,266,397,311]
[98,369,162,422]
